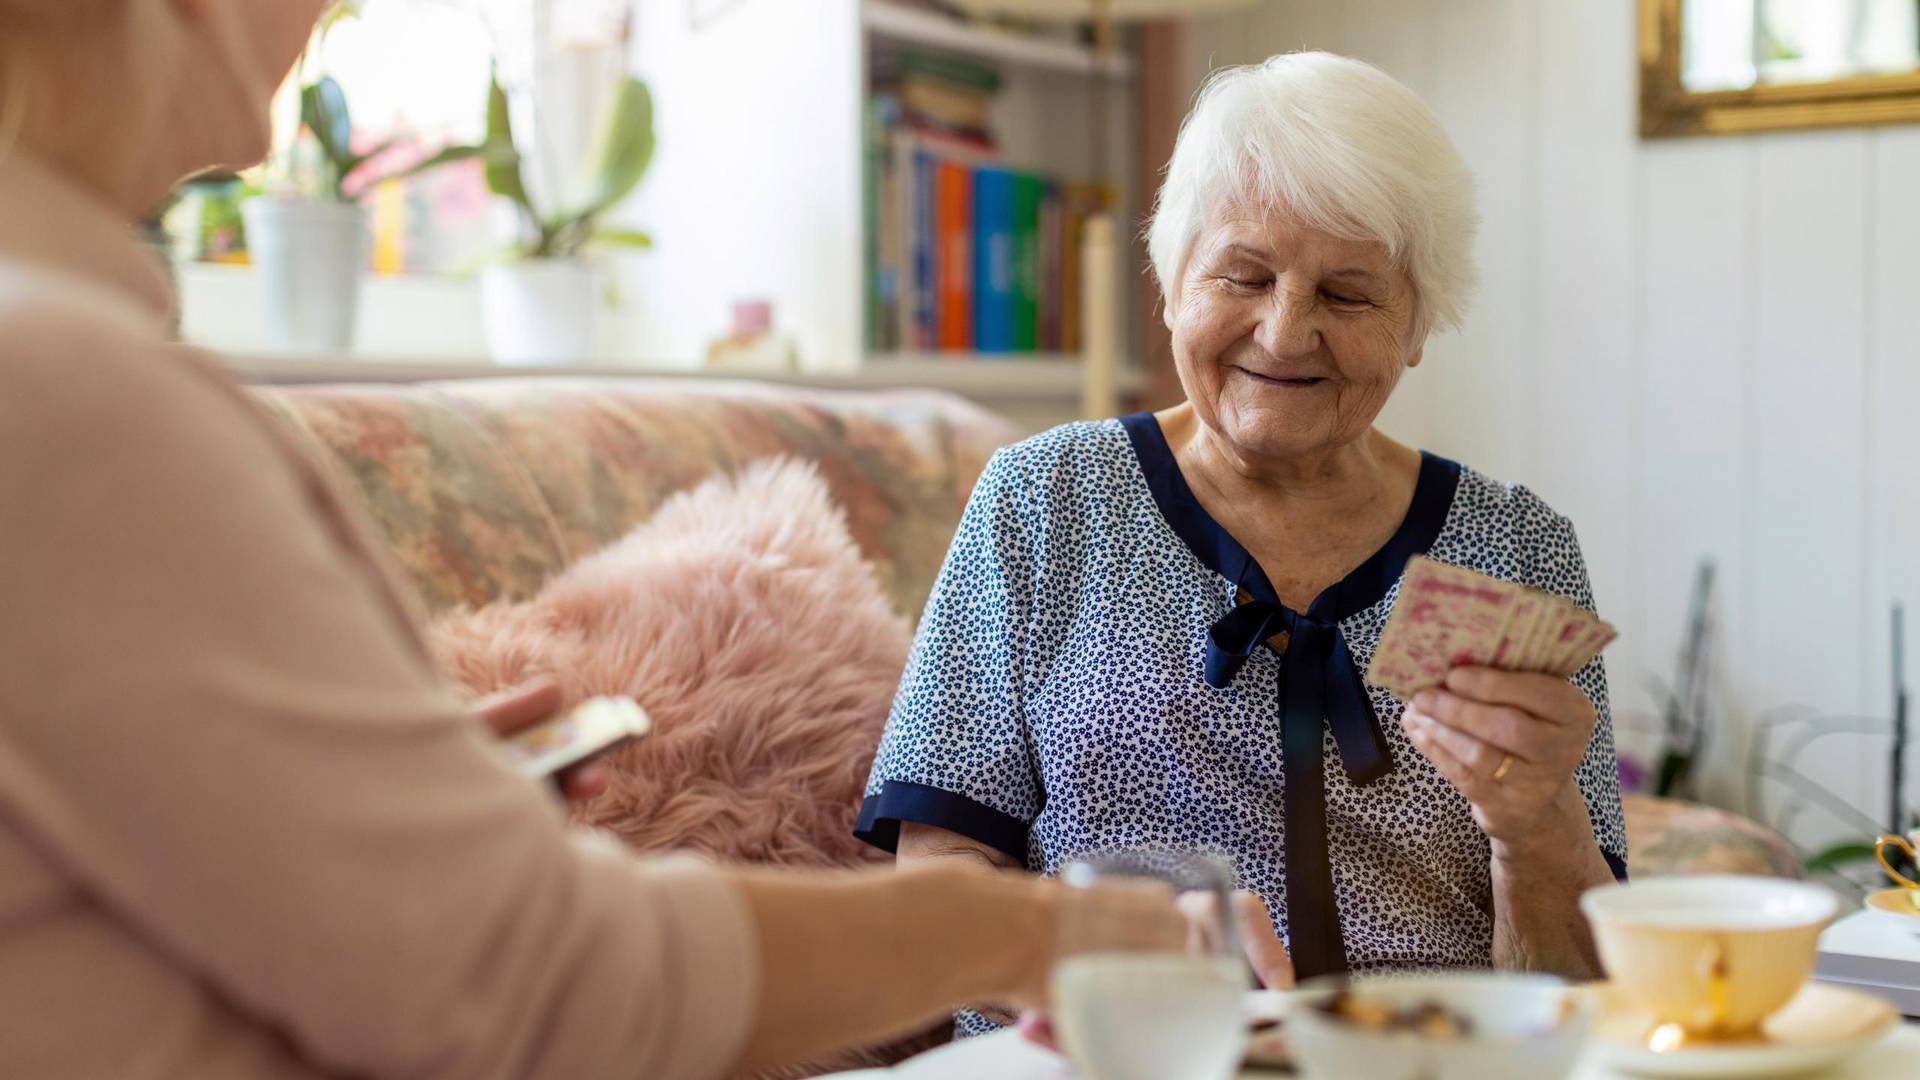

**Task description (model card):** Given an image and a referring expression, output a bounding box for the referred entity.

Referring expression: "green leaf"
[341,135,404,178]
[570,77,655,223]
[483,73,536,219]
[300,77,355,176]
[375,144,486,186]
[1804,843,1879,874]
[589,228,654,250]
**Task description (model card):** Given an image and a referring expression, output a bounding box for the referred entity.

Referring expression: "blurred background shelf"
[862,0,1135,80]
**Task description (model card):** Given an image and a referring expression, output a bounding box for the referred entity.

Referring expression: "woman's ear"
[1405,343,1427,370]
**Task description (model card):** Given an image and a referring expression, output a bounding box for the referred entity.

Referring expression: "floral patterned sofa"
[250,377,1018,621]
[249,375,1799,884]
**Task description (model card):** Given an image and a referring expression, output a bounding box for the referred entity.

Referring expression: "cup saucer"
[1587,981,1897,1078]
[1863,886,1920,931]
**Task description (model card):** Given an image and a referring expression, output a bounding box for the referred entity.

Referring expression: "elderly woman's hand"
[1399,666,1597,857]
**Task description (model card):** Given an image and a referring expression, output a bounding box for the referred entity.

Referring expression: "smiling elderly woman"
[855,52,1627,1033]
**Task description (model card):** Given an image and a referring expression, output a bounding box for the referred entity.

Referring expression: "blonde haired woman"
[0,4,1181,1078]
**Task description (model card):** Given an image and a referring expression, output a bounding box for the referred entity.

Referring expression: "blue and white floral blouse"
[855,414,1627,1033]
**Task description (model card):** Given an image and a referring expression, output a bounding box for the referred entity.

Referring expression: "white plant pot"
[241,198,368,355]
[480,260,600,367]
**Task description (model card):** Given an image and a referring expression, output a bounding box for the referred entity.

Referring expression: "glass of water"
[1050,850,1250,1080]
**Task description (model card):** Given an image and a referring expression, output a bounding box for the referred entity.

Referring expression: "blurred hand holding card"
[504,696,652,779]
[1365,555,1616,699]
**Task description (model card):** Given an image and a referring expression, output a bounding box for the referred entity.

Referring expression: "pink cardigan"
[0,154,758,1079]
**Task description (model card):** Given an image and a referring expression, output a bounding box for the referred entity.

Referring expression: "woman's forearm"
[1488,786,1612,978]
[897,821,1024,870]
[895,822,1028,1024]
[727,862,1054,1073]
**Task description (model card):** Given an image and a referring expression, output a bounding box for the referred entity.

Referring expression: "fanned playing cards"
[1365,555,1617,700]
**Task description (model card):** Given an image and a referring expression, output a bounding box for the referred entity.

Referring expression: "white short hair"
[1147,52,1479,335]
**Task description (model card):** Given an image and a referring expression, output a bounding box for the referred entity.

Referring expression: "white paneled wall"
[1175,0,1920,847]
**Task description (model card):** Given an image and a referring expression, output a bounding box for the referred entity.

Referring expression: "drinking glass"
[1050,850,1250,1080]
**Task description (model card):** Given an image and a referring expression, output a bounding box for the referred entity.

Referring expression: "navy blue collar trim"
[1118,413,1460,621]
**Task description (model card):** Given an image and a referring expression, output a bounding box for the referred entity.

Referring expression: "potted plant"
[244,2,482,354]
[478,71,655,366]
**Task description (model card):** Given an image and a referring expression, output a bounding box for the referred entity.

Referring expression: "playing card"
[1554,617,1620,677]
[1365,556,1522,699]
[504,696,652,778]
[1367,557,1619,698]
[1518,593,1568,671]
[1493,592,1543,671]
[1541,607,1595,675]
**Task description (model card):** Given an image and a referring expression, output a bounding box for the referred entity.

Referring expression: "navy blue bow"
[1204,600,1394,784]
[1204,596,1394,980]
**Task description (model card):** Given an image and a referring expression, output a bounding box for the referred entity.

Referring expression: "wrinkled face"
[1167,204,1425,464]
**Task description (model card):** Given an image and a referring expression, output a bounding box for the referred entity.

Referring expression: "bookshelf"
[615,0,1145,424]
[861,0,1136,80]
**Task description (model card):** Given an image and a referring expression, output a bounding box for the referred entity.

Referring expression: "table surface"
[824,1018,1920,1079]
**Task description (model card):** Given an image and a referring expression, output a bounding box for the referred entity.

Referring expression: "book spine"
[973,166,1015,354]
[912,148,937,350]
[1061,192,1084,355]
[1012,172,1043,352]
[870,100,901,353]
[1038,186,1061,352]
[936,160,973,352]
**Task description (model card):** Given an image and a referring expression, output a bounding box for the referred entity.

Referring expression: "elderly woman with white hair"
[858,52,1627,1032]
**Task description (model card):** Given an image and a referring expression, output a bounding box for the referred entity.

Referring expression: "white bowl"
[1286,972,1591,1080]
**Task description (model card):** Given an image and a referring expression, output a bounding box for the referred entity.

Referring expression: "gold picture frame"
[1640,0,1920,138]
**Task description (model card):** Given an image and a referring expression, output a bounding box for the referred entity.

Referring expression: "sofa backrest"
[251,377,1019,618]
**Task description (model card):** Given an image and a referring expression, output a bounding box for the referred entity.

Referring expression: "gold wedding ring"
[1492,754,1516,782]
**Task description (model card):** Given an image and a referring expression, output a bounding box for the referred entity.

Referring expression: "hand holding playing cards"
[1400,666,1597,853]
[476,679,610,802]
[1365,556,1614,856]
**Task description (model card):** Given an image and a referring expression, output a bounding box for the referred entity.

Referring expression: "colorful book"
[869,79,1099,360]
[864,96,892,352]
[973,166,1017,353]
[1061,189,1087,354]
[889,137,928,351]
[1012,172,1044,351]
[935,160,974,351]
[1038,189,1062,352]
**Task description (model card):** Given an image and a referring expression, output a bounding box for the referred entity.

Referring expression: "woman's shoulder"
[1434,460,1591,590]
[1445,462,1575,530]
[979,419,1139,502]
[0,262,192,413]
[0,266,285,500]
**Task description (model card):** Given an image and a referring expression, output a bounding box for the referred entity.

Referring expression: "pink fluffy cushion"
[429,458,905,869]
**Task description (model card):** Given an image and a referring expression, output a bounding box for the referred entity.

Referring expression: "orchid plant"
[481,70,655,260]
[274,0,487,202]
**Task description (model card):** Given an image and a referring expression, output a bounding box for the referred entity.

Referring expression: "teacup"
[1873,833,1920,909]
[1580,875,1837,1041]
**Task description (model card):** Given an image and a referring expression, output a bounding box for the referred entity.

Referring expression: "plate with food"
[1278,973,1590,1080]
